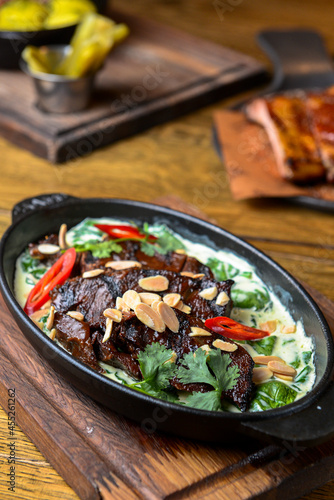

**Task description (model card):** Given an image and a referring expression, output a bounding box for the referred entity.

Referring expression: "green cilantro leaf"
[140,224,185,256]
[185,390,222,412]
[178,348,240,411]
[137,343,175,383]
[128,344,178,402]
[73,240,123,258]
[207,350,240,392]
[177,349,217,387]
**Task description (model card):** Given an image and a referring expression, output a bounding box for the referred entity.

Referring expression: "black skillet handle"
[242,381,334,447]
[258,29,334,91]
[12,193,78,224]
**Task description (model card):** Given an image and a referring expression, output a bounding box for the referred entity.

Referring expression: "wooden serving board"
[1,197,334,500]
[0,8,265,163]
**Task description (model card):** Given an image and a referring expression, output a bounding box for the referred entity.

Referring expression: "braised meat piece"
[53,312,103,373]
[50,267,233,329]
[94,309,254,411]
[80,240,187,274]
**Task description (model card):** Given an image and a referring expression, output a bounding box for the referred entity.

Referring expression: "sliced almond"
[163,293,181,308]
[105,260,142,270]
[200,344,211,354]
[102,318,113,343]
[193,273,205,279]
[259,320,277,333]
[253,355,286,365]
[37,243,60,255]
[164,351,177,364]
[123,290,142,310]
[215,291,230,306]
[175,300,184,311]
[46,306,55,330]
[181,304,191,314]
[180,272,195,278]
[151,300,161,314]
[103,308,122,322]
[189,326,212,338]
[212,339,238,352]
[199,286,218,301]
[58,223,67,249]
[156,301,179,333]
[280,324,296,334]
[138,275,169,292]
[49,328,57,341]
[82,269,104,279]
[252,367,273,384]
[175,249,186,255]
[67,311,84,321]
[134,303,165,333]
[116,297,130,312]
[139,292,162,305]
[267,360,297,377]
[30,308,48,324]
[274,373,294,382]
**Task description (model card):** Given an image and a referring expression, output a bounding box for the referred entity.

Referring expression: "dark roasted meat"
[79,240,188,274]
[53,312,103,373]
[50,265,255,410]
[307,89,334,182]
[246,95,326,183]
[50,267,233,328]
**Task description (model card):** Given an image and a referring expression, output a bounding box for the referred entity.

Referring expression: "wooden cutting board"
[0,8,265,163]
[0,196,334,500]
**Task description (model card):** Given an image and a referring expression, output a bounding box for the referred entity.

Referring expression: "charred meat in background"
[307,88,334,182]
[245,94,326,183]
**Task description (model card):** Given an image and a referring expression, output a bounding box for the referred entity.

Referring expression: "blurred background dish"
[0,0,108,69]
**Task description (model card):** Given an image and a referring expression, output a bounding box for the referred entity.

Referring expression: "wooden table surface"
[1,0,334,498]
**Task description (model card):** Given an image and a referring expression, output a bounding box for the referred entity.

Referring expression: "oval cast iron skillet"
[0,194,333,446]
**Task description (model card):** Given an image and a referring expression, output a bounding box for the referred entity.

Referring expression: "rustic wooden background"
[1,0,334,498]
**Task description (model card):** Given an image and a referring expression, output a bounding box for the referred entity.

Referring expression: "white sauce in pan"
[14,218,316,410]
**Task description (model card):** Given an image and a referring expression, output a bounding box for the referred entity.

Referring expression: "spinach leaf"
[290,356,301,369]
[250,381,298,412]
[231,284,270,310]
[248,335,277,356]
[207,257,240,281]
[21,250,47,280]
[294,366,312,384]
[302,351,312,364]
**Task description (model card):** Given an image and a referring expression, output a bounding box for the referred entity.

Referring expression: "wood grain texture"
[0,0,334,498]
[0,9,264,163]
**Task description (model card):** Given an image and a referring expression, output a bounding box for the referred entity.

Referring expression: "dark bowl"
[0,0,108,69]
[1,194,334,446]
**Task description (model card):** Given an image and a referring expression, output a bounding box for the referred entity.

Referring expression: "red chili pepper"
[94,224,157,242]
[204,316,269,341]
[24,248,76,316]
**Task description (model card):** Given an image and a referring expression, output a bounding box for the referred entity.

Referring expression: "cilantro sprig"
[141,223,185,256]
[128,344,178,402]
[177,349,240,411]
[125,343,240,411]
[73,239,123,258]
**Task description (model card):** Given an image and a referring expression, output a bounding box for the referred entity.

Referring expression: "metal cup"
[20,45,96,114]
